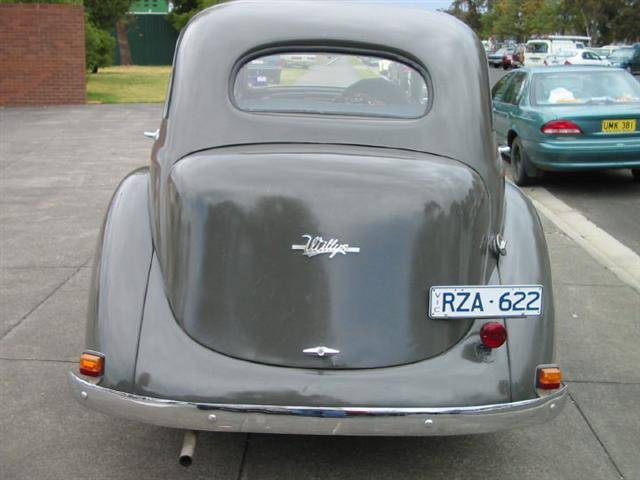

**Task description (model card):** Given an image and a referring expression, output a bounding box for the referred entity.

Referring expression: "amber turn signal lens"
[79,352,104,377]
[537,367,562,390]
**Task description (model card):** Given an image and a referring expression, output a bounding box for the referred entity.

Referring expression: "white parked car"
[280,54,317,68]
[525,35,591,66]
[544,50,610,67]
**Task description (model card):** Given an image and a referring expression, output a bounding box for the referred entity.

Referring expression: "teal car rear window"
[233,52,429,119]
[531,70,640,106]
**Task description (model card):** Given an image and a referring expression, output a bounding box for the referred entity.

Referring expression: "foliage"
[85,16,116,73]
[84,0,132,30]
[168,0,226,31]
[447,0,640,44]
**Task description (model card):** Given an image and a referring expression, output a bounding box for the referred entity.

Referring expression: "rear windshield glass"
[531,70,640,106]
[526,42,549,54]
[233,53,429,118]
[610,48,634,61]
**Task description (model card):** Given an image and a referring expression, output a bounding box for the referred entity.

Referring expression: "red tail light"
[564,60,572,65]
[541,119,583,135]
[480,322,507,349]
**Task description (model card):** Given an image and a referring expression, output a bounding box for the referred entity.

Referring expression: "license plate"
[429,285,543,319]
[257,75,267,82]
[602,119,636,133]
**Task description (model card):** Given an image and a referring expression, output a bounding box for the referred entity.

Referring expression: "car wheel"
[632,169,640,181]
[510,138,535,186]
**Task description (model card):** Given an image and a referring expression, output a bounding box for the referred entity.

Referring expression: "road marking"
[528,186,640,294]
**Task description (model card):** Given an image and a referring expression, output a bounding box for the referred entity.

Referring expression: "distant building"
[130,1,173,14]
[114,0,178,65]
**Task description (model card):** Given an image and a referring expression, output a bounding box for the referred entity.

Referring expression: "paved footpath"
[1,104,639,479]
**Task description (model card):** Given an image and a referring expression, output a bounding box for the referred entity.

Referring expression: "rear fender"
[501,182,555,401]
[86,168,153,391]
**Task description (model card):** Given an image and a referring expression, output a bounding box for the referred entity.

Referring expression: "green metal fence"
[114,14,178,66]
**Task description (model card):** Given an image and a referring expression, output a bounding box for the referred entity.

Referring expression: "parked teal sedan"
[492,66,640,185]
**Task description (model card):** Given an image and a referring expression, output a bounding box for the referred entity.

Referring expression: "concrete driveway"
[1,104,638,479]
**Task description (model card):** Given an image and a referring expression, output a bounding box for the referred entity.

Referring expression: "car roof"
[164,0,498,184]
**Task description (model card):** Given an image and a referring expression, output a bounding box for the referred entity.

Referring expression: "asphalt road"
[1,96,639,478]
[488,67,640,255]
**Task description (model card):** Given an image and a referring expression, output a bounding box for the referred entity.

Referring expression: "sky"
[346,0,454,10]
[420,0,454,10]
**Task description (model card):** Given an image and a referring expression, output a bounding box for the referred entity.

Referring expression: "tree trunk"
[116,20,132,66]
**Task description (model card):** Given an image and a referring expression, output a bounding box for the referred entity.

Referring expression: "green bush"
[85,17,116,73]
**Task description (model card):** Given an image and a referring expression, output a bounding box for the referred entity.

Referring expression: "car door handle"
[144,129,159,140]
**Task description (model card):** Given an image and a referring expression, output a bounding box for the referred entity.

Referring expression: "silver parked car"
[69,0,566,463]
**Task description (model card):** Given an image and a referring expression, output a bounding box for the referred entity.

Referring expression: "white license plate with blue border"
[429,285,543,319]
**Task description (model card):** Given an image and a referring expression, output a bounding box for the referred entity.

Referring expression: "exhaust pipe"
[179,430,197,467]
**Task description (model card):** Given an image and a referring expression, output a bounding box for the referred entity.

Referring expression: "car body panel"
[133,253,512,407]
[161,145,490,369]
[501,183,555,401]
[86,169,153,391]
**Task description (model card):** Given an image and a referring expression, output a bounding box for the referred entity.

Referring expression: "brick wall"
[0,4,86,106]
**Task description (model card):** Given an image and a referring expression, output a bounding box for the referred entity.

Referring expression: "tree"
[84,0,132,30]
[169,0,227,31]
[84,0,133,67]
[447,1,487,33]
[455,0,638,44]
[85,15,116,73]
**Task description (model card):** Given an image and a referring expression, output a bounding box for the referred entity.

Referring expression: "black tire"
[510,137,535,186]
[632,169,640,181]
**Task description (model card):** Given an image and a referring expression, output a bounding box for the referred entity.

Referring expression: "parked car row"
[487,46,524,70]
[487,40,640,74]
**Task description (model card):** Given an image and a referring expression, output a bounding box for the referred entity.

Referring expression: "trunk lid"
[159,146,492,369]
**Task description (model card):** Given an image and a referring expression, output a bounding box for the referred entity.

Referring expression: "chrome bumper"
[68,373,567,436]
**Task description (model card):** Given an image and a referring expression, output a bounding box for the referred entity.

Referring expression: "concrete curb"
[528,186,640,295]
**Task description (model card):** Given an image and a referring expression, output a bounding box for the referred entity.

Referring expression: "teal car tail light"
[541,120,583,135]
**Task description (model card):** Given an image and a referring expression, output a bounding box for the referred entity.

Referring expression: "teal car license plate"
[429,285,543,319]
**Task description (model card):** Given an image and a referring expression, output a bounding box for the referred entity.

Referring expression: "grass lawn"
[86,66,172,104]
[280,68,307,85]
[348,57,380,80]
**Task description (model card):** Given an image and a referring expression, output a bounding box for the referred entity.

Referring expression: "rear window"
[233,52,429,119]
[526,42,549,54]
[531,70,640,106]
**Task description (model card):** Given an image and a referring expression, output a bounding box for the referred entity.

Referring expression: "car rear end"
[69,1,566,438]
[524,68,640,170]
[525,40,550,67]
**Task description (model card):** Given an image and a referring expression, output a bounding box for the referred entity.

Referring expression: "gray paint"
[162,145,490,368]
[83,0,555,407]
[501,183,555,401]
[86,169,153,391]
[134,255,511,407]
[151,0,504,262]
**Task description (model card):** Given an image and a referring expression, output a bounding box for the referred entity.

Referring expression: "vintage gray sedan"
[69,0,566,463]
